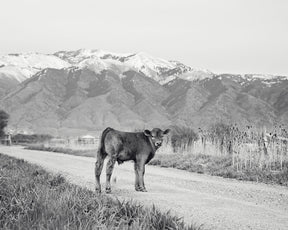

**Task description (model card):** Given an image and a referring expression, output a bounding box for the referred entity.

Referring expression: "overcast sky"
[1,0,287,75]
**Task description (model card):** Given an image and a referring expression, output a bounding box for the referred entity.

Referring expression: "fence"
[45,137,100,150]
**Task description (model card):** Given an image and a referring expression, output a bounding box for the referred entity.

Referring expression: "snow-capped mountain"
[1,48,288,135]
[242,74,288,86]
[54,49,211,85]
[178,68,214,82]
[0,49,214,99]
[0,53,71,82]
[1,49,287,87]
[54,49,133,64]
[0,49,219,89]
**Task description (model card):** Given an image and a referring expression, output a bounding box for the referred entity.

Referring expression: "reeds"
[166,124,288,173]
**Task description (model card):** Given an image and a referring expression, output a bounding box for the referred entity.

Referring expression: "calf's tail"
[98,127,113,155]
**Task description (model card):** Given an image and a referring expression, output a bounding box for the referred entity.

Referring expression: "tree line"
[0,110,9,137]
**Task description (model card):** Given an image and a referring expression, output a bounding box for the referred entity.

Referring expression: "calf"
[95,127,170,193]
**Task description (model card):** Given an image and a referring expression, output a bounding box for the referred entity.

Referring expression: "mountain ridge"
[0,49,287,135]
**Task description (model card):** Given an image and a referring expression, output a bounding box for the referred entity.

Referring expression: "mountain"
[54,49,210,84]
[0,53,70,97]
[0,49,287,135]
[0,66,171,136]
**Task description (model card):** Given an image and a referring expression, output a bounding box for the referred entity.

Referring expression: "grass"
[25,144,96,157]
[0,153,198,230]
[149,153,288,186]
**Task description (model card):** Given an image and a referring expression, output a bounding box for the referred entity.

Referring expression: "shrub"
[11,134,53,144]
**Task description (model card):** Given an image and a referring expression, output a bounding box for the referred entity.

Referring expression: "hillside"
[0,49,287,135]
[0,53,70,98]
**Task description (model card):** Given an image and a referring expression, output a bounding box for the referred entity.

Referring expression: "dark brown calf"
[95,127,170,193]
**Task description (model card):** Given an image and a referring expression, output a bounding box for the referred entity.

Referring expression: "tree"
[0,110,9,137]
[170,125,198,152]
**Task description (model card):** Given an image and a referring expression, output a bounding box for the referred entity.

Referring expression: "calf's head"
[144,128,170,149]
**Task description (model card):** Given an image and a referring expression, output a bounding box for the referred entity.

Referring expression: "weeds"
[150,154,288,186]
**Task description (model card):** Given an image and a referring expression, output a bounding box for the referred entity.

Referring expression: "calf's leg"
[136,161,147,192]
[142,165,146,189]
[106,157,116,193]
[95,150,106,193]
[134,162,140,191]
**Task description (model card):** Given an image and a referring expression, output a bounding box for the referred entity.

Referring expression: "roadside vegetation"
[151,124,288,186]
[11,134,53,145]
[0,153,197,230]
[23,124,288,186]
[25,144,96,157]
[150,154,288,186]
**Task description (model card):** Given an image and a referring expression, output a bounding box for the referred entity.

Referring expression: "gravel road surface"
[1,146,288,230]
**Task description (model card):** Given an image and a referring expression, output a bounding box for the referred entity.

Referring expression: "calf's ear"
[144,130,151,136]
[163,129,171,135]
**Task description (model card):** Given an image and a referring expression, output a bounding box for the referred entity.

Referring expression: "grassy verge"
[149,154,288,186]
[25,144,96,157]
[0,153,198,230]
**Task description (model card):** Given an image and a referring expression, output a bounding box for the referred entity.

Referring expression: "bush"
[12,134,53,144]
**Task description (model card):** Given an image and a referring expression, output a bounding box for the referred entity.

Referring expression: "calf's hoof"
[105,187,112,194]
[135,186,147,192]
[95,188,101,194]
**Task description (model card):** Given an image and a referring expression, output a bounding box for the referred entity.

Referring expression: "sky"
[1,0,288,75]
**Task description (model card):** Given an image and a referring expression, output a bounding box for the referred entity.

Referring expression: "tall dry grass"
[151,124,288,185]
[192,124,288,172]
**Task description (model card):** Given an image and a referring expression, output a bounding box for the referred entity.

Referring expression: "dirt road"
[1,146,288,230]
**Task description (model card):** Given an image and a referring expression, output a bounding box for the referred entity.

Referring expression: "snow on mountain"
[64,49,288,86]
[0,53,71,82]
[2,49,287,88]
[78,57,107,73]
[242,74,288,81]
[0,66,28,82]
[54,49,133,64]
[124,52,175,75]
[54,49,100,64]
[0,53,70,69]
[55,49,195,84]
[237,74,288,87]
[178,68,215,81]
[77,56,137,75]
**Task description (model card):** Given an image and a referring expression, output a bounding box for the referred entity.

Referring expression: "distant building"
[78,135,97,144]
[0,133,12,146]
